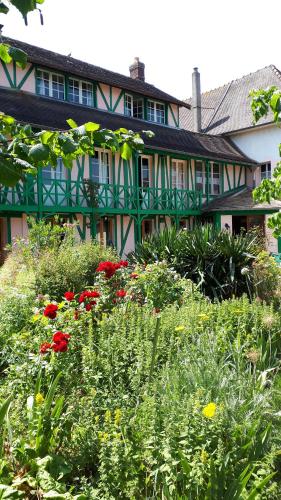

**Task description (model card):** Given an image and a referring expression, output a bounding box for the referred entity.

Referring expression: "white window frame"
[139,155,151,188]
[124,93,144,119]
[90,149,111,184]
[147,100,165,124]
[68,78,93,106]
[194,161,221,195]
[260,162,271,180]
[42,158,65,185]
[195,160,204,192]
[37,69,65,100]
[171,159,185,189]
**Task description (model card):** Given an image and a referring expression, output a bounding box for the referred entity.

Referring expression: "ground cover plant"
[0,224,281,498]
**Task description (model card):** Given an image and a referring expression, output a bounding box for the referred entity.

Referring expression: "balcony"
[0,178,202,215]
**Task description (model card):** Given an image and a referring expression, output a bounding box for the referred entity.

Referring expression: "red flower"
[96,261,119,279]
[43,304,58,319]
[116,289,127,298]
[64,291,75,301]
[79,290,100,303]
[119,260,128,268]
[52,340,68,352]
[40,342,51,354]
[53,331,71,343]
[85,301,96,311]
[130,273,138,279]
[89,291,100,298]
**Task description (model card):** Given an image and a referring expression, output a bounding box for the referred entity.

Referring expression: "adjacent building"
[0,38,280,256]
[180,66,281,253]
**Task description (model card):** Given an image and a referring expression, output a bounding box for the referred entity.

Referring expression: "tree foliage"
[0,113,153,186]
[250,86,281,237]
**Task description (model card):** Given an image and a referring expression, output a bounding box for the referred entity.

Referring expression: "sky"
[3,0,281,100]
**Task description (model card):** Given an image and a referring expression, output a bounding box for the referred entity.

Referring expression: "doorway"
[232,215,264,235]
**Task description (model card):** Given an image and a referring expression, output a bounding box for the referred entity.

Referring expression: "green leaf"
[40,130,56,145]
[0,2,9,14]
[8,47,27,69]
[66,118,78,129]
[29,143,50,162]
[84,122,100,132]
[120,142,132,160]
[0,44,12,64]
[10,0,43,16]
[246,472,276,499]
[57,135,77,154]
[0,157,25,186]
[0,394,13,427]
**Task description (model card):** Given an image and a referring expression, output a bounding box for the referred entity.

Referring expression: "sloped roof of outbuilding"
[0,88,257,165]
[203,187,281,212]
[180,65,281,134]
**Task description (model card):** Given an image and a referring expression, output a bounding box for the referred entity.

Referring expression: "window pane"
[91,152,100,182]
[125,94,132,116]
[212,163,220,194]
[37,70,50,96]
[68,78,80,103]
[133,98,143,119]
[81,82,92,106]
[195,161,204,191]
[156,103,165,123]
[141,158,149,187]
[52,74,64,99]
[147,101,154,121]
[261,162,271,180]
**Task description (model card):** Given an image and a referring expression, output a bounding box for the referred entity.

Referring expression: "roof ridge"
[183,64,279,102]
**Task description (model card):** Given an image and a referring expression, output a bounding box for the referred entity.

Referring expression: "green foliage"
[0,112,152,186]
[250,86,281,236]
[34,241,117,300]
[252,251,281,305]
[131,225,260,300]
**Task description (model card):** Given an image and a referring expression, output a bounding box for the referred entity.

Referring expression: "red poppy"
[43,304,58,319]
[64,291,75,301]
[40,342,51,354]
[53,331,71,343]
[52,340,68,352]
[116,289,127,298]
[96,261,119,279]
[119,260,128,268]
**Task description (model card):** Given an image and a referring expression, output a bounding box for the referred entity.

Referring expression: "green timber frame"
[0,149,253,255]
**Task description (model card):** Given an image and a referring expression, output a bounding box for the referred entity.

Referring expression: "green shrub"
[131,225,260,300]
[252,251,281,305]
[34,240,118,300]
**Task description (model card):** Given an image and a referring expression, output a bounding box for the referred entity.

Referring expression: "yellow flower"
[105,410,112,423]
[98,431,109,442]
[175,325,185,332]
[233,309,243,314]
[198,313,210,321]
[114,409,122,426]
[35,393,44,405]
[202,402,216,419]
[200,449,209,463]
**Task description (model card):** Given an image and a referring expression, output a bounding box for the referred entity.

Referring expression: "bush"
[131,225,260,300]
[34,240,118,300]
[252,251,281,305]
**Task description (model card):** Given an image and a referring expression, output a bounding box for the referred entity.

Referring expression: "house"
[0,37,279,256]
[180,66,281,253]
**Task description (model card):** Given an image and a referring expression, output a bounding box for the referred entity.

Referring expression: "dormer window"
[147,100,165,124]
[68,78,93,106]
[124,94,143,119]
[37,70,65,100]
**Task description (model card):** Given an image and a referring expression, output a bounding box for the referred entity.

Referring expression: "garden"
[0,220,281,499]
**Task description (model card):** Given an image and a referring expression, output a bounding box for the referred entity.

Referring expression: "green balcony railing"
[0,178,202,213]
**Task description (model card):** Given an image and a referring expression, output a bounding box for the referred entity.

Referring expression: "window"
[147,100,165,124]
[37,70,65,100]
[195,161,204,191]
[261,162,271,180]
[68,78,93,106]
[138,157,150,187]
[194,161,221,194]
[125,94,144,119]
[42,159,64,185]
[90,151,110,184]
[211,163,221,195]
[172,160,184,189]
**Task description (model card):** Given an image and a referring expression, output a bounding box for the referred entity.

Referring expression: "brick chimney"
[192,67,201,133]
[129,57,145,82]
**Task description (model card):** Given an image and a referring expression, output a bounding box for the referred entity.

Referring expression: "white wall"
[230,124,281,184]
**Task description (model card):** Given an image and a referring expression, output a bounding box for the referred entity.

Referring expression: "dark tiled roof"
[204,188,281,212]
[3,37,189,109]
[0,88,256,165]
[180,65,281,134]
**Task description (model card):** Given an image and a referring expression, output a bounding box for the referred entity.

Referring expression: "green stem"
[148,316,161,384]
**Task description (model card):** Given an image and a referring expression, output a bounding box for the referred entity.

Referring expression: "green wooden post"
[278,237,281,254]
[37,168,43,218]
[7,217,11,244]
[206,161,210,205]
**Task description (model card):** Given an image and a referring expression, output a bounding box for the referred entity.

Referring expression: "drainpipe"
[192,67,201,133]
